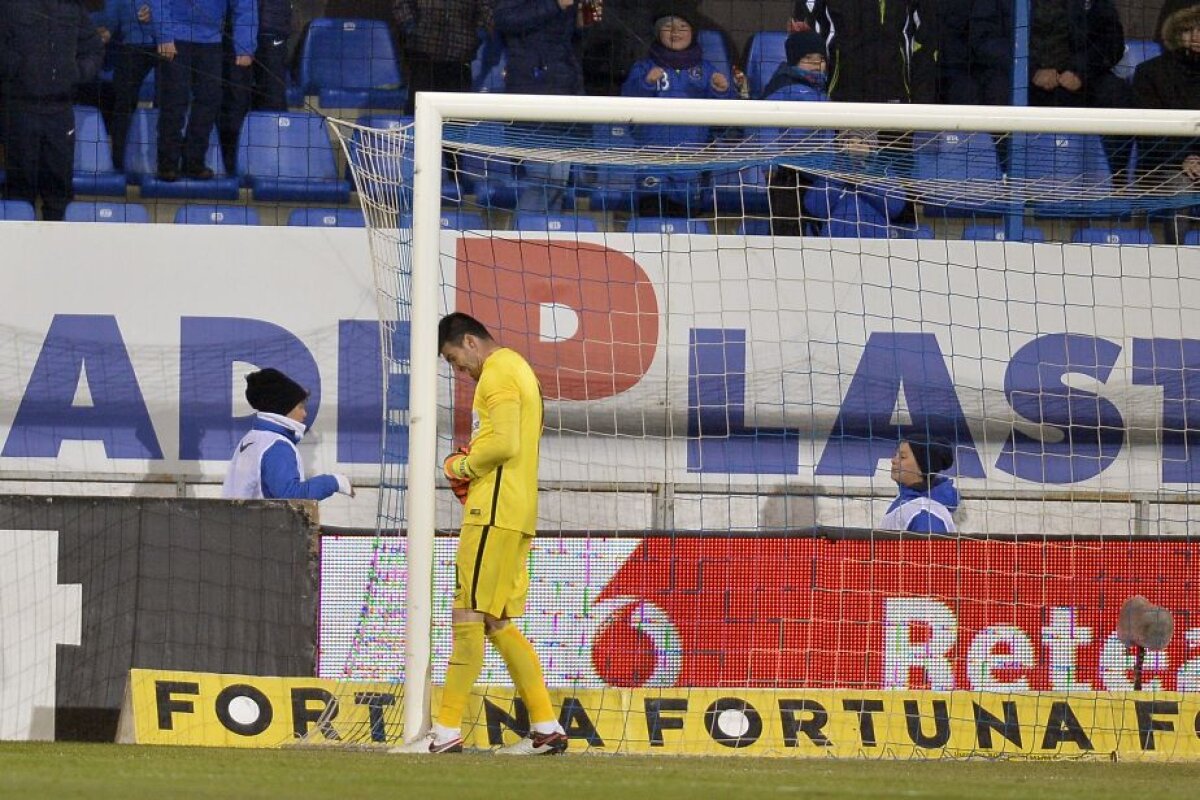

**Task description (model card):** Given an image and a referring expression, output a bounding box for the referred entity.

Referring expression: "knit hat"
[245,368,309,416]
[786,30,827,65]
[905,437,955,477]
[653,5,697,33]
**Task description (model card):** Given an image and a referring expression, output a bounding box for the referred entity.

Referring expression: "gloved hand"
[443,446,472,505]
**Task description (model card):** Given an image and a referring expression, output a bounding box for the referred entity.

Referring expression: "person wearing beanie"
[620,6,736,215]
[222,368,355,501]
[879,436,960,534]
[1132,5,1200,185]
[760,29,828,100]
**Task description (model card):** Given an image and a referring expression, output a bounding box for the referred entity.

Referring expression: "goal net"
[322,94,1200,759]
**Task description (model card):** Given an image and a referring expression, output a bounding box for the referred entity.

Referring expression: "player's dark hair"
[438,312,493,350]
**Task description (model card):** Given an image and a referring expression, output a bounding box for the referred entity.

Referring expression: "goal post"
[331,93,1200,755]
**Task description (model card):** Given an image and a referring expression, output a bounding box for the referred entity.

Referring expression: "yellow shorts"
[453,524,533,618]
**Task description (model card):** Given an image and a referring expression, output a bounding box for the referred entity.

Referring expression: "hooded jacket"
[881,475,960,534]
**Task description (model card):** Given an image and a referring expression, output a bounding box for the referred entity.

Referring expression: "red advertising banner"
[590,536,1200,692]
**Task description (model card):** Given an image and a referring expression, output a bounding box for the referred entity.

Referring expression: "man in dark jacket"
[1133,3,1200,181]
[218,0,291,175]
[393,0,492,114]
[0,0,104,220]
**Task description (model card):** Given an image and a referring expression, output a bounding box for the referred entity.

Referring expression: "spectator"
[788,0,938,103]
[493,0,599,211]
[762,29,830,237]
[102,1,158,171]
[803,131,908,237]
[392,0,492,115]
[1156,0,1196,46]
[619,8,734,216]
[580,0,655,95]
[219,0,292,175]
[879,436,959,534]
[1132,4,1200,185]
[152,0,257,181]
[0,1,104,221]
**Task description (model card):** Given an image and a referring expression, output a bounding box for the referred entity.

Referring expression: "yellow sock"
[435,621,485,730]
[489,624,555,725]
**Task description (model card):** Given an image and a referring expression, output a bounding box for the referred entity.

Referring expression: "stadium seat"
[1113,39,1163,82]
[1184,230,1200,246]
[697,29,731,79]
[745,31,788,98]
[125,109,240,200]
[0,200,36,221]
[626,217,712,234]
[737,219,772,235]
[1017,133,1116,217]
[513,213,598,232]
[471,32,506,93]
[173,205,261,225]
[1072,226,1155,245]
[287,207,365,227]
[296,19,407,109]
[72,106,127,196]
[64,201,151,223]
[238,111,351,203]
[913,131,1008,217]
[961,223,1047,242]
[439,210,486,229]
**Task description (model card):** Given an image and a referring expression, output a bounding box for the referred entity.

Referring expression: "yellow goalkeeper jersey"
[462,347,543,535]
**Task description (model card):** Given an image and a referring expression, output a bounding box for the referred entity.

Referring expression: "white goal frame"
[401,92,1200,744]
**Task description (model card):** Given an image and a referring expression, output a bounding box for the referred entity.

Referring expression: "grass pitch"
[1,743,1198,800]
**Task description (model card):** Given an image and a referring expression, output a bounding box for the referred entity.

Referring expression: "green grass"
[1,743,1198,800]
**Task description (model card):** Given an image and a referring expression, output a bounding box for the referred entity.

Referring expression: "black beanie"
[785,30,827,65]
[245,368,309,415]
[906,437,955,477]
[652,3,697,33]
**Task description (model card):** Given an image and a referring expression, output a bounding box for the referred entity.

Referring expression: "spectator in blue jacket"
[804,131,907,237]
[493,0,598,211]
[879,437,959,534]
[620,8,733,216]
[0,1,105,220]
[152,0,257,181]
[101,1,157,171]
[222,368,355,501]
[763,30,830,237]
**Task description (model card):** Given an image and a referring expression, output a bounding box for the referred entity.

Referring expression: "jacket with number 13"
[462,347,543,535]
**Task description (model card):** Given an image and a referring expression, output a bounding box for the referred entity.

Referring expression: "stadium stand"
[697,29,732,80]
[744,31,788,98]
[1113,39,1164,82]
[1073,226,1156,244]
[914,131,1007,217]
[174,205,262,225]
[238,112,351,203]
[626,217,713,234]
[513,213,599,232]
[962,224,1048,242]
[737,218,772,235]
[296,19,407,109]
[64,201,151,223]
[471,33,507,94]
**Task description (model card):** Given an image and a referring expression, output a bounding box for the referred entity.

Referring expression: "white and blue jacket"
[222,412,350,500]
[880,476,960,534]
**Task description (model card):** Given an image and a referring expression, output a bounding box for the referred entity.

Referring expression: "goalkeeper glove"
[443,446,472,505]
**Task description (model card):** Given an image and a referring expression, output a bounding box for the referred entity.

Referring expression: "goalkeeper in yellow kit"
[422,312,565,755]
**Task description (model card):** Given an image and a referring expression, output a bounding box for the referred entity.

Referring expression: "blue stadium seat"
[73,106,127,196]
[697,29,731,78]
[440,210,486,229]
[174,205,260,225]
[961,223,1047,242]
[0,200,36,221]
[296,19,406,109]
[1072,226,1155,245]
[513,213,598,232]
[745,31,788,98]
[1113,39,1163,82]
[1184,230,1200,246]
[125,109,240,199]
[64,201,151,223]
[350,115,463,202]
[913,131,1008,217]
[627,217,712,234]
[239,111,351,203]
[737,219,772,235]
[471,33,506,93]
[287,207,365,227]
[1018,133,1115,217]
